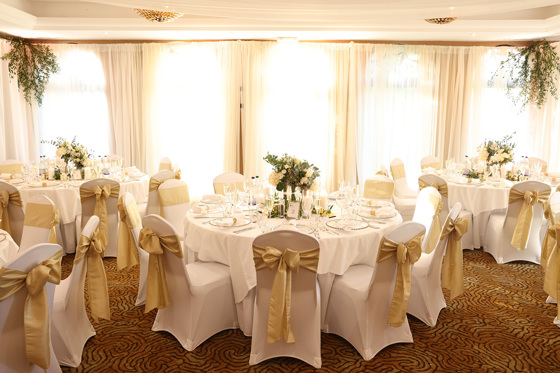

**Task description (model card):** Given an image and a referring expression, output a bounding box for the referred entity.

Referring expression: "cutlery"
[234,226,255,234]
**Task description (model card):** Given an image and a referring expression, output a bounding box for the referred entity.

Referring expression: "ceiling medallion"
[134,8,184,23]
[425,17,457,25]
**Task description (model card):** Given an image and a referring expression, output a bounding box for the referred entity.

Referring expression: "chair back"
[20,195,57,252]
[418,174,449,219]
[159,157,173,171]
[528,157,547,173]
[0,181,24,246]
[213,172,245,195]
[420,155,441,170]
[146,170,176,216]
[159,179,190,238]
[550,192,560,223]
[363,175,394,200]
[412,186,442,252]
[0,160,23,174]
[390,158,416,198]
[0,243,62,373]
[424,202,461,274]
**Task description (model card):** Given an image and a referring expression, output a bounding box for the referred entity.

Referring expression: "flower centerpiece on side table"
[475,133,516,179]
[41,136,92,179]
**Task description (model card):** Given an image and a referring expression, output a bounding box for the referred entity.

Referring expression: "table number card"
[287,201,301,219]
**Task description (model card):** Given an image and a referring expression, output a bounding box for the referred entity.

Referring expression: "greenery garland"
[494,39,560,110]
[1,36,59,105]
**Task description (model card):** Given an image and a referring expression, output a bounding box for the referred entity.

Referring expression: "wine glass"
[336,192,349,221]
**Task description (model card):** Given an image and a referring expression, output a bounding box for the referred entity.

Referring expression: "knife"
[234,226,256,234]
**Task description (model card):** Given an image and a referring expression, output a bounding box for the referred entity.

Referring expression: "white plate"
[359,199,394,208]
[27,181,61,188]
[326,219,369,231]
[295,224,315,235]
[209,217,251,228]
[7,178,24,185]
[358,210,398,219]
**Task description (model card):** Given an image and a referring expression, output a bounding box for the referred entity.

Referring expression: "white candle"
[303,196,312,211]
[84,168,92,180]
[47,167,55,180]
[319,190,328,210]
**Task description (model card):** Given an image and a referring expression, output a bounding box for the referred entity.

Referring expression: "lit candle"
[47,167,55,180]
[303,195,312,211]
[319,190,328,210]
[84,168,92,180]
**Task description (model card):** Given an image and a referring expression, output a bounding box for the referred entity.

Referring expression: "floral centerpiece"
[264,153,320,193]
[41,136,92,169]
[476,134,516,167]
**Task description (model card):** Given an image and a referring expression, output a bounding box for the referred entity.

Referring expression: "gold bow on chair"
[158,184,190,217]
[376,170,389,177]
[116,198,141,270]
[148,173,181,192]
[75,231,110,322]
[509,189,550,251]
[377,232,423,327]
[0,250,62,370]
[425,194,443,254]
[138,227,183,313]
[418,179,448,198]
[542,203,560,266]
[22,203,59,244]
[253,245,319,344]
[543,222,560,321]
[390,164,406,180]
[363,180,394,200]
[440,216,469,300]
[0,189,23,236]
[80,184,120,250]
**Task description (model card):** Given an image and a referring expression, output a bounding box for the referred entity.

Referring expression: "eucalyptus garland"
[1,36,59,105]
[494,39,560,110]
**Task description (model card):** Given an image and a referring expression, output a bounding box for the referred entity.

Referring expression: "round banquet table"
[0,229,18,266]
[13,176,149,253]
[184,210,403,335]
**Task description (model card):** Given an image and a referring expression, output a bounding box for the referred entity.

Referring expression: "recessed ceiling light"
[103,31,108,35]
[471,33,476,36]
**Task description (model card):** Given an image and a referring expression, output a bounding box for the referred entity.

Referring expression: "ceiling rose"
[134,8,184,23]
[425,17,457,25]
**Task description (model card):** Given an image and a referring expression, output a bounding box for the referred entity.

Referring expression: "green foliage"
[465,169,480,179]
[1,37,60,105]
[494,39,560,110]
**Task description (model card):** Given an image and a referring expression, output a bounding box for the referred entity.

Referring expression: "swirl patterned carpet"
[59,249,560,373]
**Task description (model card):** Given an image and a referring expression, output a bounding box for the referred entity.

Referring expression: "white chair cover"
[249,230,321,368]
[412,186,443,253]
[323,222,425,360]
[213,172,245,194]
[80,178,120,257]
[390,158,417,199]
[408,203,461,326]
[363,175,394,201]
[0,181,24,246]
[486,181,550,264]
[51,216,100,367]
[0,243,63,373]
[420,155,441,170]
[158,157,173,172]
[0,159,23,175]
[528,157,548,173]
[142,214,238,351]
[159,179,191,240]
[146,170,176,216]
[20,195,58,252]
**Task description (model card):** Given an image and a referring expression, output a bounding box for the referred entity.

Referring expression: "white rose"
[301,177,309,184]
[478,148,489,161]
[294,158,301,165]
[282,169,286,174]
[305,170,312,177]
[85,158,92,167]
[310,180,319,192]
[284,164,290,169]
[56,147,65,157]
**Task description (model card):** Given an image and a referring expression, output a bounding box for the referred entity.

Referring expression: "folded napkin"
[369,207,397,218]
[191,200,210,214]
[203,194,227,203]
[125,166,138,172]
[422,167,436,174]
[0,173,11,180]
[499,179,513,188]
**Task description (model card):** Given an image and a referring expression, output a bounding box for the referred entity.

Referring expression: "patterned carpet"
[59,249,560,373]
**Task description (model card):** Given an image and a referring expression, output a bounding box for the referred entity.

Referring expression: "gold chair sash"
[80,184,120,250]
[363,180,394,200]
[440,216,469,300]
[425,194,443,254]
[214,181,245,195]
[543,223,560,320]
[0,250,62,370]
[376,170,389,177]
[390,163,406,180]
[418,179,449,198]
[509,189,550,251]
[23,203,59,244]
[0,189,23,236]
[158,185,190,217]
[148,173,180,192]
[0,163,23,174]
[117,197,141,270]
[75,232,110,322]
[253,244,319,344]
[377,232,423,327]
[421,161,441,170]
[542,203,560,266]
[138,227,183,313]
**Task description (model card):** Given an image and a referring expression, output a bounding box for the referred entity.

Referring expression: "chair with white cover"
[408,203,468,327]
[19,195,59,252]
[158,157,173,171]
[52,216,110,367]
[250,230,321,368]
[159,179,190,239]
[485,181,551,264]
[117,192,149,306]
[213,172,245,194]
[390,158,417,199]
[0,243,63,373]
[0,181,24,246]
[324,222,425,360]
[80,178,120,257]
[139,214,237,350]
[542,192,560,325]
[528,157,548,173]
[418,174,474,250]
[0,159,23,175]
[412,186,443,254]
[420,155,441,171]
[146,170,178,216]
[363,175,394,201]
[376,165,389,177]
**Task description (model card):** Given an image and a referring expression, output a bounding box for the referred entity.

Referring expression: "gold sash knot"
[75,232,110,321]
[543,223,560,320]
[425,196,443,254]
[0,189,23,236]
[440,217,469,300]
[542,204,558,266]
[253,245,319,344]
[116,199,139,270]
[376,170,389,177]
[49,208,60,244]
[509,189,550,251]
[80,184,120,250]
[377,233,423,327]
[138,227,183,313]
[148,173,181,192]
[418,179,449,198]
[0,250,62,370]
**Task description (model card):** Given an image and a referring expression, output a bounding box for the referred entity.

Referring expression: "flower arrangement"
[41,136,92,169]
[264,153,320,193]
[476,134,516,167]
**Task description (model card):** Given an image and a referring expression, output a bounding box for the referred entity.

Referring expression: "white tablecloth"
[0,229,18,266]
[184,212,402,334]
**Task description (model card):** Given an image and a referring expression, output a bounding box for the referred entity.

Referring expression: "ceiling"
[1,0,560,42]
